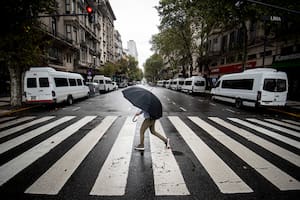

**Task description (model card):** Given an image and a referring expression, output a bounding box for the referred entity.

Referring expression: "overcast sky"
[109,0,160,68]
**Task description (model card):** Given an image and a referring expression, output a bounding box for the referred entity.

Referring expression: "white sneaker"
[135,144,145,151]
[165,138,170,149]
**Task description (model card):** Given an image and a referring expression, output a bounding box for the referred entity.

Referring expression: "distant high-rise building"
[127,40,138,62]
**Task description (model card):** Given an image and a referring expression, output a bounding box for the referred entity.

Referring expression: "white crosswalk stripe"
[169,116,253,194]
[0,116,54,139]
[209,117,300,167]
[90,117,136,196]
[0,115,299,197]
[0,116,96,186]
[26,116,117,195]
[282,119,300,126]
[247,118,300,138]
[189,116,300,191]
[0,117,16,123]
[150,120,190,196]
[0,116,75,154]
[264,119,300,131]
[228,118,300,149]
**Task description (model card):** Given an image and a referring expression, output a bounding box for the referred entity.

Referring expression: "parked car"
[112,82,118,90]
[85,82,100,95]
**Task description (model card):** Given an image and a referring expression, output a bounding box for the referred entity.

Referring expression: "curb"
[0,105,40,117]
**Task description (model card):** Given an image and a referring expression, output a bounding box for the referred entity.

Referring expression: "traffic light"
[86,6,94,23]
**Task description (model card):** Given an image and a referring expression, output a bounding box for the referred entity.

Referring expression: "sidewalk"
[0,96,300,118]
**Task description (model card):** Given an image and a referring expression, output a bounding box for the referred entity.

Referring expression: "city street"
[0,85,299,200]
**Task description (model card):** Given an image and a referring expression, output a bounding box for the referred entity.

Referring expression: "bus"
[24,67,89,105]
[211,68,288,108]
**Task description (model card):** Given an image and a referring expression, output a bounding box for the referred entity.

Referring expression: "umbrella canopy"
[122,86,162,119]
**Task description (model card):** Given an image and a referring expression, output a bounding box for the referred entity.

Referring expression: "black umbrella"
[122,86,162,119]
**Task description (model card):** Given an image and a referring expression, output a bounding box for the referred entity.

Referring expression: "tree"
[144,54,164,83]
[0,0,57,106]
[155,0,195,77]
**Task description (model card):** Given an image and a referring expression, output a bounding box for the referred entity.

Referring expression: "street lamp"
[93,55,96,77]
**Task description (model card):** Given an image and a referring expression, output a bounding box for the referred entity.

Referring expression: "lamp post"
[93,55,96,77]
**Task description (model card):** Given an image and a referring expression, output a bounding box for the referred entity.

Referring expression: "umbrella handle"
[132,115,138,122]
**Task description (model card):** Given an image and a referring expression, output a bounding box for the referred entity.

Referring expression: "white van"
[211,68,288,108]
[181,76,206,94]
[24,67,89,105]
[93,75,114,93]
[170,78,185,90]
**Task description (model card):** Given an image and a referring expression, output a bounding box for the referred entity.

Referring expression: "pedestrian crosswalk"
[0,114,299,198]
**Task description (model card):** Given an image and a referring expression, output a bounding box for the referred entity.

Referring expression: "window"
[195,81,205,86]
[27,78,37,88]
[65,0,71,14]
[69,78,77,86]
[222,79,254,90]
[179,81,184,85]
[77,79,83,86]
[185,81,192,86]
[263,79,286,92]
[54,78,68,87]
[99,80,104,84]
[66,24,72,41]
[39,78,49,87]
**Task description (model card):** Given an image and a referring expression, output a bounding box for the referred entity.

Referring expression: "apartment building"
[201,19,300,100]
[39,0,117,79]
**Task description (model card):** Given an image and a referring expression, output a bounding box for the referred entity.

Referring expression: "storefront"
[272,54,300,101]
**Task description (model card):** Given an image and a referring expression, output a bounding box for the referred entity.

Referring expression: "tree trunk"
[8,65,23,106]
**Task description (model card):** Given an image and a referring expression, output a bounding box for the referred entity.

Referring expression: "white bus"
[24,67,90,105]
[181,76,206,94]
[211,68,288,108]
[170,78,185,90]
[93,75,114,93]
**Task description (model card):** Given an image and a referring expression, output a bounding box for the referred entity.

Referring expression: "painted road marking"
[179,107,187,112]
[0,116,54,139]
[72,107,81,111]
[26,116,117,195]
[282,119,300,126]
[168,116,252,194]
[229,118,300,149]
[90,117,136,196]
[264,119,300,131]
[0,116,35,130]
[209,117,300,167]
[150,120,190,196]
[190,117,300,191]
[0,117,16,123]
[0,116,75,154]
[247,118,300,138]
[0,116,96,186]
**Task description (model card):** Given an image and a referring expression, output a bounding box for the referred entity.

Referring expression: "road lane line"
[209,117,300,167]
[0,116,54,139]
[0,116,96,186]
[72,107,81,111]
[90,117,136,196]
[0,116,35,130]
[168,116,252,194]
[229,118,300,149]
[264,119,300,131]
[247,118,300,138]
[190,116,300,191]
[26,116,117,195]
[0,116,75,154]
[150,121,190,196]
[179,107,187,112]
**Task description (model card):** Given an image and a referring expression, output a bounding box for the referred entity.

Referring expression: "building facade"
[127,40,138,62]
[39,0,118,80]
[200,18,300,100]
